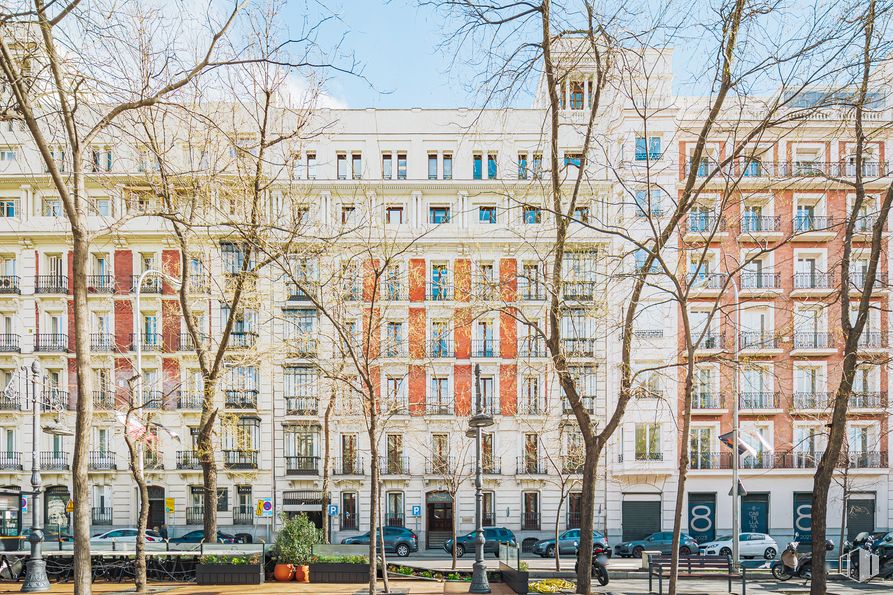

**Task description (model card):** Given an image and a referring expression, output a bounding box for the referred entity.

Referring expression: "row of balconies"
[685,270,887,293]
[689,159,890,180]
[689,450,888,470]
[692,390,885,411]
[0,274,211,296]
[684,330,887,353]
[1,451,122,472]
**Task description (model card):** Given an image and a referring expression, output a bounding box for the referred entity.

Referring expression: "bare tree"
[809,2,893,590]
[0,3,241,590]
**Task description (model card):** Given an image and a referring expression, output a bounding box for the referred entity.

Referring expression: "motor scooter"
[574,543,610,586]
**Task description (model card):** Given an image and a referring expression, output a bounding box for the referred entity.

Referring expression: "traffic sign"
[256,498,273,518]
[65,499,74,513]
[20,496,27,514]
[164,497,175,513]
[327,504,338,517]
[411,505,422,517]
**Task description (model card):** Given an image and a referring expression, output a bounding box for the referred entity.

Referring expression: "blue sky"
[294,0,475,109]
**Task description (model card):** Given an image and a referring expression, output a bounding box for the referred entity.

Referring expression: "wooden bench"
[648,554,747,595]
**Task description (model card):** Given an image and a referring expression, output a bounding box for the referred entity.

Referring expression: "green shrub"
[274,513,322,565]
[311,554,369,564]
[199,554,260,565]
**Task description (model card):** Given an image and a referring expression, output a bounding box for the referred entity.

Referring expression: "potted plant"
[196,554,263,585]
[273,513,321,582]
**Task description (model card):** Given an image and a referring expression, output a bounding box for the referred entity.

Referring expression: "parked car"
[443,527,516,557]
[699,533,778,559]
[532,529,609,558]
[614,532,700,558]
[168,530,242,544]
[90,528,164,544]
[340,526,419,557]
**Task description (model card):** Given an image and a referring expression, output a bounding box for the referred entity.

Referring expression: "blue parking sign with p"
[328,504,338,516]
[411,505,422,517]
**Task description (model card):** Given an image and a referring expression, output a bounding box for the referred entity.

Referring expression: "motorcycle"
[845,532,893,581]
[574,543,610,586]
[771,536,833,581]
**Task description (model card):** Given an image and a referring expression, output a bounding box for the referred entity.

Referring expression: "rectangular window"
[443,154,453,179]
[93,198,111,217]
[518,153,528,179]
[523,205,542,224]
[479,206,497,224]
[306,152,317,179]
[574,206,589,223]
[429,206,450,224]
[428,154,438,180]
[337,154,348,180]
[0,199,16,218]
[386,206,404,224]
[532,153,543,178]
[351,153,362,179]
[397,153,407,180]
[341,206,355,225]
[635,136,662,160]
[42,198,63,217]
[473,154,483,180]
[0,149,16,162]
[564,153,582,169]
[635,423,661,461]
[382,153,393,179]
[487,153,497,179]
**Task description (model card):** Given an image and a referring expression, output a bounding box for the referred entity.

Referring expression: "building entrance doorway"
[147,486,165,529]
[426,491,453,549]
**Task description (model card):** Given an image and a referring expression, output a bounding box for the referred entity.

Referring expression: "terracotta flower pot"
[294,564,310,583]
[273,563,295,582]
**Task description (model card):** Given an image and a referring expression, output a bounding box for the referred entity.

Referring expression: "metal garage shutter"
[622,500,661,541]
[847,497,875,541]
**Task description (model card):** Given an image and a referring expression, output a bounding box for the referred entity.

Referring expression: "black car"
[341,526,419,557]
[443,527,516,557]
[168,530,242,544]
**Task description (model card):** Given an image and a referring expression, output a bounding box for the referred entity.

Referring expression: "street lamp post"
[468,363,493,594]
[22,361,73,593]
[730,278,740,569]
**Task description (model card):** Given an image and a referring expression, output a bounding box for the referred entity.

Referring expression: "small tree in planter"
[274,513,322,582]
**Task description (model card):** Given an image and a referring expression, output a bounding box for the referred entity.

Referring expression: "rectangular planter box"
[499,563,528,594]
[196,563,264,585]
[308,562,369,583]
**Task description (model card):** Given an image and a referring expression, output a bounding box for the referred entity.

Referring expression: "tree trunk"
[575,446,598,594]
[321,393,335,543]
[451,495,458,570]
[70,232,94,595]
[125,431,150,592]
[668,362,695,595]
[199,380,219,543]
[368,429,379,594]
[554,495,564,571]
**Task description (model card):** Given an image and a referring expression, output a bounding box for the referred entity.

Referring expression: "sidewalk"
[0,581,516,594]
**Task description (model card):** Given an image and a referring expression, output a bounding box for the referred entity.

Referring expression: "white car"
[699,532,778,559]
[90,528,164,544]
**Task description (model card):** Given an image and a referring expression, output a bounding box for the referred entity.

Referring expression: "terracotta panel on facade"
[408,365,425,415]
[454,258,471,301]
[363,259,379,301]
[161,300,181,352]
[500,309,517,359]
[66,358,77,409]
[114,300,133,352]
[66,299,75,352]
[362,308,381,359]
[454,307,471,359]
[500,363,517,416]
[454,364,472,416]
[408,258,426,302]
[161,249,180,295]
[499,258,517,302]
[161,357,180,409]
[114,250,133,295]
[408,308,426,359]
